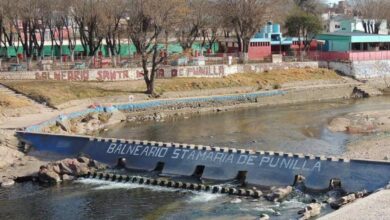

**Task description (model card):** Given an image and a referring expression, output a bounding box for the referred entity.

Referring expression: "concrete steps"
[0,84,55,111]
[354,84,383,97]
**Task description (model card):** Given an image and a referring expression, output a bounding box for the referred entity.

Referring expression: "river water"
[1,97,390,220]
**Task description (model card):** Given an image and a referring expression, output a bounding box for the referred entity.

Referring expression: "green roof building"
[316,32,390,52]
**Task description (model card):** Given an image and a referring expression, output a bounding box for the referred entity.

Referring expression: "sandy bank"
[344,134,390,160]
[328,109,390,134]
[319,189,390,220]
[327,108,390,160]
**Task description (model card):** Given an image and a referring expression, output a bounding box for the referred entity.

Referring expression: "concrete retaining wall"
[25,90,286,132]
[0,62,319,81]
[320,60,390,79]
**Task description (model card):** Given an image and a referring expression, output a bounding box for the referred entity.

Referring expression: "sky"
[324,0,343,4]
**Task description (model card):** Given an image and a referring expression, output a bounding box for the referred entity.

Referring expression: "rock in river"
[1,179,15,188]
[38,156,107,184]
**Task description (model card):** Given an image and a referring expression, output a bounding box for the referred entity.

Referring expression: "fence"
[308,51,390,62]
[0,53,241,72]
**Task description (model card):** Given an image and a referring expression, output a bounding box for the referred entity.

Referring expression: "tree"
[350,0,390,30]
[31,0,51,61]
[102,0,127,67]
[73,0,105,58]
[199,1,222,53]
[219,0,274,62]
[11,0,37,69]
[0,0,21,61]
[47,0,72,63]
[126,0,182,95]
[285,11,322,56]
[176,0,209,52]
[293,0,324,14]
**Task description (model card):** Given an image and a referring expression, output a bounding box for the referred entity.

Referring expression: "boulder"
[107,111,126,125]
[298,203,322,220]
[259,214,270,220]
[330,193,356,209]
[56,119,71,132]
[77,156,90,164]
[38,166,61,183]
[328,117,351,132]
[266,186,293,202]
[1,179,15,188]
[230,198,242,204]
[62,174,75,181]
[36,157,107,184]
[59,161,74,175]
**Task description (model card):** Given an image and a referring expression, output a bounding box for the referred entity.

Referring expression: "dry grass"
[0,81,129,107]
[1,68,341,107]
[154,68,340,93]
[0,92,31,108]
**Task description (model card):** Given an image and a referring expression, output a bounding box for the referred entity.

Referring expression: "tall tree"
[127,0,182,95]
[73,0,105,58]
[293,0,323,14]
[176,0,209,52]
[219,0,274,62]
[350,0,390,25]
[47,0,72,63]
[102,0,126,67]
[199,1,222,53]
[0,0,21,61]
[285,11,322,56]
[11,0,37,69]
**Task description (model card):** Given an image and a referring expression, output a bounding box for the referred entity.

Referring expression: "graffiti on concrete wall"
[2,62,319,81]
[35,69,134,81]
[184,65,225,77]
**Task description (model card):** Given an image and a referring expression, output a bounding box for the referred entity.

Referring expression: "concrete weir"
[17,132,390,193]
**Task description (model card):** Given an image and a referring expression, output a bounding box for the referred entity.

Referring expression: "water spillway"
[17,131,390,193]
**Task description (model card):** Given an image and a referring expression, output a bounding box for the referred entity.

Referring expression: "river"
[1,97,390,220]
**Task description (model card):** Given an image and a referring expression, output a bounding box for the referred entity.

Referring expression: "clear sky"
[324,0,342,4]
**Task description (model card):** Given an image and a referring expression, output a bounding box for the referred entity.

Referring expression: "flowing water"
[2,97,390,220]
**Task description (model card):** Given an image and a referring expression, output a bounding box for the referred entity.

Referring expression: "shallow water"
[2,97,390,220]
[99,96,390,156]
[0,178,329,220]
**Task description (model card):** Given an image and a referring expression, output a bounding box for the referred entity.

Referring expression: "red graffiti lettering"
[54,72,61,80]
[82,71,89,81]
[136,70,144,79]
[157,69,164,78]
[171,69,178,77]
[35,72,50,80]
[122,71,129,79]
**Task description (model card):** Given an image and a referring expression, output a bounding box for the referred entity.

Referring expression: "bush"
[273,83,281,89]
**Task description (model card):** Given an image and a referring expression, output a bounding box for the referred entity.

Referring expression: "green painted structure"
[0,42,219,58]
[317,32,390,52]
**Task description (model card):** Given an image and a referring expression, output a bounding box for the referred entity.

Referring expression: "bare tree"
[350,0,390,23]
[219,0,274,62]
[0,0,4,55]
[73,0,105,59]
[47,0,73,63]
[293,0,324,14]
[11,0,37,69]
[102,0,127,67]
[127,0,182,95]
[31,0,51,61]
[176,0,209,53]
[199,1,222,53]
[0,0,21,61]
